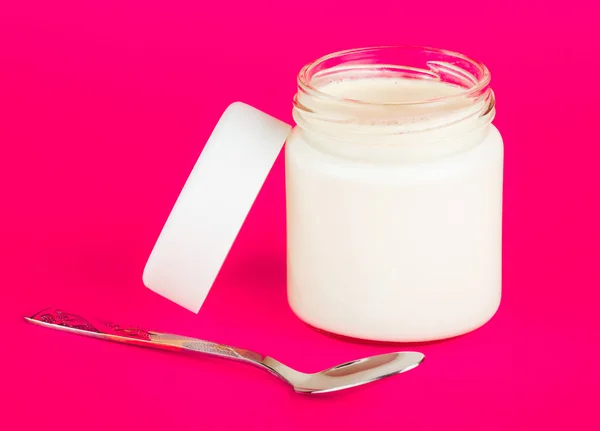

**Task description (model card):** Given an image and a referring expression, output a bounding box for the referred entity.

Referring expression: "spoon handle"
[25,307,265,364]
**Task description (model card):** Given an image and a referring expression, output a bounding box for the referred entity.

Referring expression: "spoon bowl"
[266,351,424,393]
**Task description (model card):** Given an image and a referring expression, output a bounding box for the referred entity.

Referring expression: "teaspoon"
[25,307,424,394]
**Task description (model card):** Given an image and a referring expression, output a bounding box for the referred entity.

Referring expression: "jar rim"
[297,46,491,107]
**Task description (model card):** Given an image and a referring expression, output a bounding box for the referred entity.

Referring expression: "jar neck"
[292,47,495,163]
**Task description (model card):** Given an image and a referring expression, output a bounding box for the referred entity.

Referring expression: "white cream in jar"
[285,47,503,342]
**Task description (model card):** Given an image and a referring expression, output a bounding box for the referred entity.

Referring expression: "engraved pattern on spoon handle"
[150,332,260,362]
[150,333,241,357]
[180,340,243,359]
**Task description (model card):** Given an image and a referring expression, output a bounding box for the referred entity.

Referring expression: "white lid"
[143,102,291,313]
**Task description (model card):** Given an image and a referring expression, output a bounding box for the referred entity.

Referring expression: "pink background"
[1,1,598,429]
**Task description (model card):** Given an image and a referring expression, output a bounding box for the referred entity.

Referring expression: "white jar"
[285,47,503,342]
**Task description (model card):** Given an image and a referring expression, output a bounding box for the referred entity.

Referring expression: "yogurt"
[286,52,503,342]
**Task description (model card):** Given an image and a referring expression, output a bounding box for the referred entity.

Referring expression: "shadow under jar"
[285,46,503,342]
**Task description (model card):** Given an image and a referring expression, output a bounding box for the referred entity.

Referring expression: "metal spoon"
[25,307,424,394]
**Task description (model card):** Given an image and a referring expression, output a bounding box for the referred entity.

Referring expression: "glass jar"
[285,46,503,342]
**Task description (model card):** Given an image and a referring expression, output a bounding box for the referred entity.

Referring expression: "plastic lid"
[142,102,291,313]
